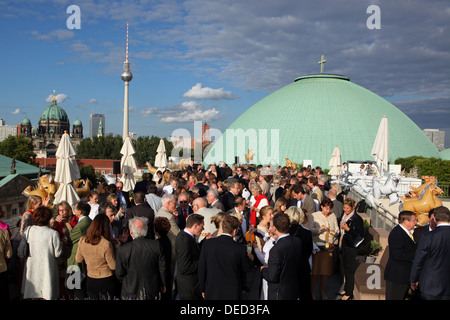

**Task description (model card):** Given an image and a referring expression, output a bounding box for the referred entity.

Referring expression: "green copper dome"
[73,118,82,126]
[204,74,441,168]
[40,98,68,122]
[21,117,31,125]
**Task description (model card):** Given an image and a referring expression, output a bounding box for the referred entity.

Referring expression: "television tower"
[121,22,133,139]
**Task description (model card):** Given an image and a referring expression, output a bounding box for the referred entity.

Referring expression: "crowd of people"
[0,160,449,301]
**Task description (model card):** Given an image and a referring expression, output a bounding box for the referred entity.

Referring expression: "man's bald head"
[328,188,337,199]
[192,197,207,212]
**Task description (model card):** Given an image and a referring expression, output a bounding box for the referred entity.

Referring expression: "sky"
[1,0,449,149]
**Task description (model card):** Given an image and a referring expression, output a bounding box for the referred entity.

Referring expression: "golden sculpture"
[400,184,443,226]
[405,176,436,200]
[22,174,56,204]
[146,161,158,174]
[245,149,255,162]
[284,157,297,170]
[75,178,92,199]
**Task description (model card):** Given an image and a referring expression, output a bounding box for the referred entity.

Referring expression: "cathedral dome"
[73,118,82,126]
[204,73,441,168]
[21,117,31,125]
[39,96,68,122]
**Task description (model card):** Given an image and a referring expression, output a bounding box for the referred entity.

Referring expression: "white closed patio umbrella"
[328,145,343,178]
[371,116,389,177]
[154,138,168,170]
[54,132,81,207]
[119,136,138,192]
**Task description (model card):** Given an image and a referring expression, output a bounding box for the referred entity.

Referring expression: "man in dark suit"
[384,211,417,300]
[176,192,193,231]
[227,197,250,244]
[194,171,209,197]
[206,188,225,211]
[233,166,243,180]
[261,213,303,300]
[215,161,228,180]
[186,159,196,173]
[328,188,344,223]
[410,206,450,300]
[221,179,240,212]
[175,214,204,300]
[274,177,288,202]
[116,181,132,209]
[413,208,437,244]
[125,192,155,240]
[133,172,153,194]
[198,215,251,300]
[115,216,167,300]
[289,214,313,301]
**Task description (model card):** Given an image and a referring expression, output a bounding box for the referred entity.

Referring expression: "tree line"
[75,135,174,166]
[0,134,174,167]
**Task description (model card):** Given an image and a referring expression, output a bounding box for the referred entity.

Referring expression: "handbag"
[20,226,32,258]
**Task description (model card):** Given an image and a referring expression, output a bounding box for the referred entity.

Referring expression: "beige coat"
[76,236,116,279]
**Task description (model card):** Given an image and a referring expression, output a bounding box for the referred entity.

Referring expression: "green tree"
[0,135,36,164]
[414,158,450,182]
[75,135,174,167]
[395,156,425,173]
[76,135,123,159]
[395,156,450,182]
[132,136,173,166]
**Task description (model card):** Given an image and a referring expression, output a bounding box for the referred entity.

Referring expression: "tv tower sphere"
[121,65,133,82]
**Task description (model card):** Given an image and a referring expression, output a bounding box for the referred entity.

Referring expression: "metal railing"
[348,190,398,232]
[438,182,450,198]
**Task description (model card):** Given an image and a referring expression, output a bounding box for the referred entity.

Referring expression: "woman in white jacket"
[19,206,62,300]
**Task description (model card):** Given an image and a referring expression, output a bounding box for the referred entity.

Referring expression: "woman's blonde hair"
[162,170,172,186]
[229,211,243,223]
[273,198,287,213]
[106,193,119,203]
[249,171,259,181]
[211,212,227,228]
[285,206,305,225]
[26,195,42,211]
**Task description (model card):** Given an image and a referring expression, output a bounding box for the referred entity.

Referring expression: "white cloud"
[158,101,221,123]
[31,29,75,41]
[11,108,21,115]
[141,101,221,122]
[74,98,99,109]
[142,107,158,117]
[134,51,154,60]
[45,93,69,103]
[70,41,91,52]
[182,83,239,100]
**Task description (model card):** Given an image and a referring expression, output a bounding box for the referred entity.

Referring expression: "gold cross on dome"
[318,55,327,73]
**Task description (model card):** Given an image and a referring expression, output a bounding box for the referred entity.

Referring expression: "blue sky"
[1,0,449,148]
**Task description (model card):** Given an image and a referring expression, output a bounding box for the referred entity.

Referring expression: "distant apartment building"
[423,129,445,151]
[0,119,18,142]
